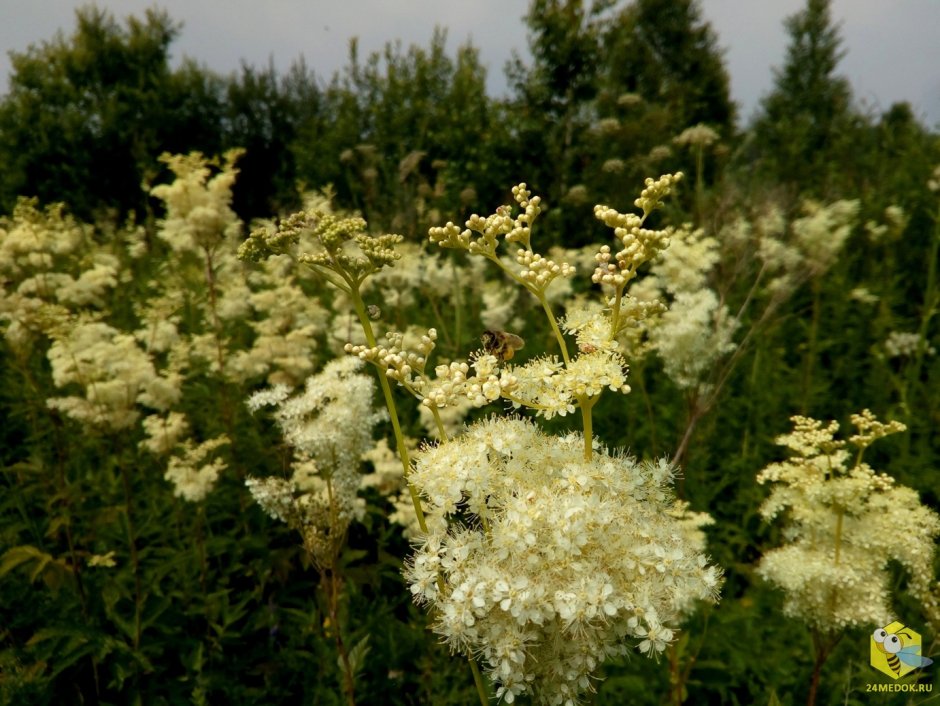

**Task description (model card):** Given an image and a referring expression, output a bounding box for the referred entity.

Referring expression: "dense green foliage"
[1,1,938,705]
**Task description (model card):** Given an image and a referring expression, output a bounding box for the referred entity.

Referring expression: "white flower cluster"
[229,267,329,386]
[884,331,936,359]
[634,225,738,392]
[405,417,721,705]
[865,205,907,242]
[147,151,326,386]
[246,357,384,565]
[164,435,230,502]
[140,411,189,456]
[721,198,858,296]
[757,412,940,632]
[848,287,879,305]
[560,301,613,351]
[506,351,631,419]
[927,164,940,193]
[792,199,859,276]
[150,151,243,254]
[672,124,719,149]
[649,290,737,392]
[0,199,122,352]
[45,318,178,430]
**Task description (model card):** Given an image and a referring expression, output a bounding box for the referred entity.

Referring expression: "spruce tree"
[602,0,735,134]
[750,0,855,195]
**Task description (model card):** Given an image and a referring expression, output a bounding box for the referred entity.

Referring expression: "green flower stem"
[608,285,625,341]
[349,281,489,706]
[807,631,842,706]
[579,395,598,461]
[451,254,464,355]
[469,659,489,704]
[348,286,429,535]
[429,407,448,442]
[538,294,571,365]
[503,393,551,413]
[349,275,490,706]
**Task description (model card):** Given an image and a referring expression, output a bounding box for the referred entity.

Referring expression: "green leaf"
[0,461,41,475]
[339,634,371,683]
[44,514,73,540]
[0,545,54,582]
[28,553,53,583]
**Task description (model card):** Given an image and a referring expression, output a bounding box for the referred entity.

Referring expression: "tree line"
[1,0,935,239]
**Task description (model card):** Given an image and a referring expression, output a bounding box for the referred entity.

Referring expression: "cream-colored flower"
[246,357,384,566]
[757,412,940,632]
[405,417,720,705]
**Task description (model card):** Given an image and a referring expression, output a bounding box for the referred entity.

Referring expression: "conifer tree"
[750,0,855,195]
[507,0,734,243]
[602,0,734,134]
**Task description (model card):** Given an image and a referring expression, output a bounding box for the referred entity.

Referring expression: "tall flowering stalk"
[237,209,480,697]
[756,410,940,705]
[238,175,722,705]
[245,358,384,706]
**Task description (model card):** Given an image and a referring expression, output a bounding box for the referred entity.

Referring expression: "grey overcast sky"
[1,1,938,128]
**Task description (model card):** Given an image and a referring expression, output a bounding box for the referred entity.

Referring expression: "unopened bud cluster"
[240,210,403,289]
[429,183,574,297]
[516,249,575,291]
[347,330,517,410]
[591,218,670,288]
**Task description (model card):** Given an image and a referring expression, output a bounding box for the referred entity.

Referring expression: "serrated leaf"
[26,626,95,648]
[1,461,41,475]
[28,553,53,583]
[41,560,71,592]
[103,601,137,643]
[140,593,172,632]
[339,634,370,682]
[340,549,369,565]
[0,545,49,579]
[48,639,95,678]
[44,514,69,539]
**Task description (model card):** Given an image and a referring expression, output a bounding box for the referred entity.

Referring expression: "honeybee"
[481,329,525,362]
[872,624,934,676]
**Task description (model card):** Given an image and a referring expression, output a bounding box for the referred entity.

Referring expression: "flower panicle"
[346,328,518,410]
[756,410,940,633]
[238,209,403,288]
[428,183,574,298]
[592,173,683,292]
[403,417,721,704]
